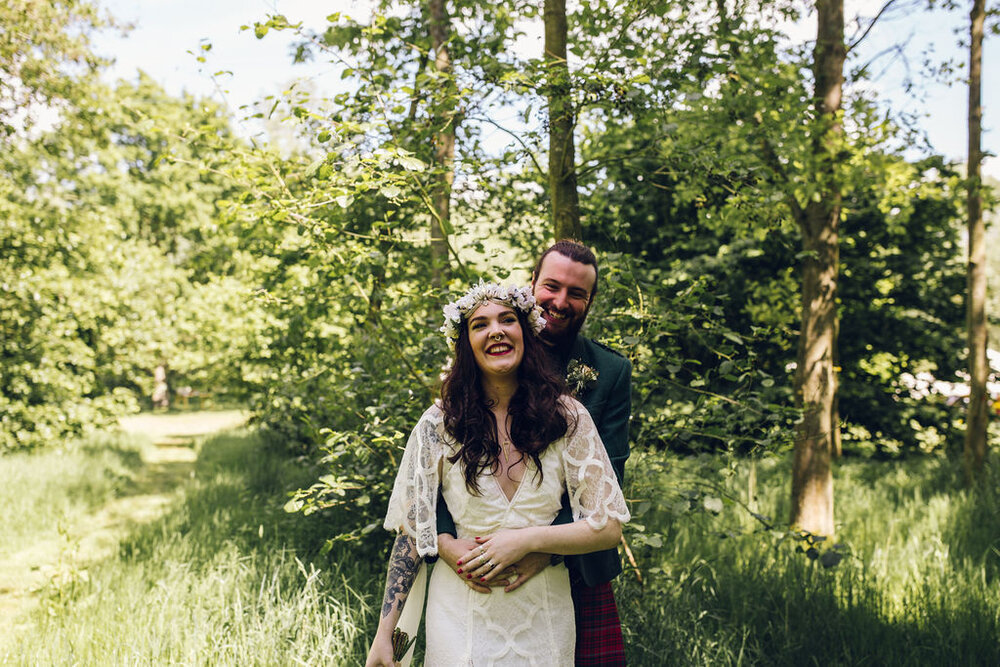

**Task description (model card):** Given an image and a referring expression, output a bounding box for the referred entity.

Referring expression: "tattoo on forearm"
[382,533,421,619]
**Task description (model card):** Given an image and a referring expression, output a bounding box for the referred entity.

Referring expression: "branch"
[467,115,545,178]
[586,0,659,76]
[851,42,908,82]
[749,115,806,225]
[847,0,903,52]
[657,376,766,415]
[288,20,472,281]
[346,274,435,402]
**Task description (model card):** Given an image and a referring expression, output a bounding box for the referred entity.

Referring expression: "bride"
[365,283,630,666]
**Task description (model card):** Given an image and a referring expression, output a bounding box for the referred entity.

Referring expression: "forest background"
[2,0,1000,663]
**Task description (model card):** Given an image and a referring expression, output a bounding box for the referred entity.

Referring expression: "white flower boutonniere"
[566,359,599,396]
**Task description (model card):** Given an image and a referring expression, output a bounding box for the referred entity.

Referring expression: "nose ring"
[491,333,503,341]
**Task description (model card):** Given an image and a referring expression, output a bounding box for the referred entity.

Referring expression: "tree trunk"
[790,0,844,538]
[964,0,988,486]
[544,0,581,240]
[832,315,842,457]
[428,0,456,287]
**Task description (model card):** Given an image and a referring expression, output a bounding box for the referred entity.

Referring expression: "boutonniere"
[566,359,599,396]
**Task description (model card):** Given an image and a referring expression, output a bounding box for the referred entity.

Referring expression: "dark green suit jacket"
[435,334,632,588]
[551,335,631,587]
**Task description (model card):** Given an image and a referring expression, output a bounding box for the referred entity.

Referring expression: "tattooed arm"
[366,532,423,667]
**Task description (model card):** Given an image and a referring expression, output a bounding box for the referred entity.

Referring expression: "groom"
[436,240,632,665]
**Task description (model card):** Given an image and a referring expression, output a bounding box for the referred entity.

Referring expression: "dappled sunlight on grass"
[2,428,376,664]
[617,450,1000,665]
[5,425,998,665]
[0,432,149,556]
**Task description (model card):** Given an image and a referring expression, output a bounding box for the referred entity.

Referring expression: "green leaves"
[1,56,265,449]
[791,530,850,569]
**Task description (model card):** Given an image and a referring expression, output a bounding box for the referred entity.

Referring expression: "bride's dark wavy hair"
[441,306,572,495]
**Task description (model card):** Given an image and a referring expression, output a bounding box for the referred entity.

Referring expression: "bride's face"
[466,301,524,379]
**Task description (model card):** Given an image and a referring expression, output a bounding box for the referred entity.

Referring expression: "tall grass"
[2,430,382,665]
[0,433,148,557]
[618,451,1000,665]
[4,427,998,665]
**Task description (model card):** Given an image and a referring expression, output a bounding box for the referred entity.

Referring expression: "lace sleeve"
[561,398,631,530]
[383,407,444,557]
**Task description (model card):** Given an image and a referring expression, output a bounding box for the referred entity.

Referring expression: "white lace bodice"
[383,397,630,665]
[383,397,630,555]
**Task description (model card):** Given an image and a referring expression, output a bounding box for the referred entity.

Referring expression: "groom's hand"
[437,534,511,593]
[503,552,550,592]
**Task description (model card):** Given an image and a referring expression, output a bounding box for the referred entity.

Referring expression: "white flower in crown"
[440,280,546,345]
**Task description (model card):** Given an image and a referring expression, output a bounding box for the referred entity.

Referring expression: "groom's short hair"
[532,239,600,300]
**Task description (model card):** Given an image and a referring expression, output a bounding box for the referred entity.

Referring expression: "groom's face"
[531,251,596,344]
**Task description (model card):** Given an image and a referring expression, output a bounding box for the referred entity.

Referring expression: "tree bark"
[789,0,844,538]
[832,315,842,457]
[544,0,581,240]
[964,0,988,486]
[428,0,456,287]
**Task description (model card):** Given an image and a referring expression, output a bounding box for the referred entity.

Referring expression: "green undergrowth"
[2,429,380,665]
[4,427,998,666]
[0,432,148,557]
[617,450,1000,665]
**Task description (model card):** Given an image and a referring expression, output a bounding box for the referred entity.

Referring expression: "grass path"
[0,410,248,642]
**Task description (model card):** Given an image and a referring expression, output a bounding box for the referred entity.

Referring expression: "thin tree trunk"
[832,315,842,457]
[544,0,581,240]
[964,0,988,486]
[428,0,455,287]
[790,0,844,538]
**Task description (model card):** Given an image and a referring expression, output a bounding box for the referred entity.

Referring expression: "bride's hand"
[365,633,397,667]
[439,535,508,593]
[462,529,535,583]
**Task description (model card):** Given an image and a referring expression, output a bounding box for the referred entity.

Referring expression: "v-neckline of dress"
[492,468,524,505]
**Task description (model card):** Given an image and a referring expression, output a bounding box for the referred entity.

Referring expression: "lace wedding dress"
[384,398,630,666]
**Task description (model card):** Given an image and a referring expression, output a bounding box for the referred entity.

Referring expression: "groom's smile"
[532,251,596,342]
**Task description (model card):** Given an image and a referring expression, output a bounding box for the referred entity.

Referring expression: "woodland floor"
[0,410,248,643]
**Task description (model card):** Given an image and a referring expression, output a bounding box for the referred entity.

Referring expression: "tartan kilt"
[571,579,626,666]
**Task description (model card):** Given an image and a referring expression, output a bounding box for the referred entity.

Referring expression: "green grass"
[0,432,148,557]
[617,451,1000,665]
[4,427,998,665]
[2,429,381,665]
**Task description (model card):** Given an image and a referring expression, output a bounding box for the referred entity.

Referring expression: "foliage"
[1,0,983,532]
[2,429,374,663]
[223,2,980,549]
[588,253,799,456]
[1,72,265,450]
[572,6,969,457]
[6,428,999,663]
[618,447,1000,664]
[837,157,967,455]
[1,0,267,451]
[0,0,110,135]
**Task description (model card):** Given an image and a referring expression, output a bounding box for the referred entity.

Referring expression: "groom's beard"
[540,316,586,350]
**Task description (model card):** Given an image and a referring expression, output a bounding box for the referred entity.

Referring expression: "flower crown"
[440,281,546,344]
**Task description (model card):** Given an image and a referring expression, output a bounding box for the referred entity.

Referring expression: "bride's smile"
[468,301,524,376]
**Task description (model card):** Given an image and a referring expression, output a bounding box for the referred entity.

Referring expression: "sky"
[91,0,997,178]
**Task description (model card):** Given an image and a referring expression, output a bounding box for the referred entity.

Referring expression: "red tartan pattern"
[571,580,626,666]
